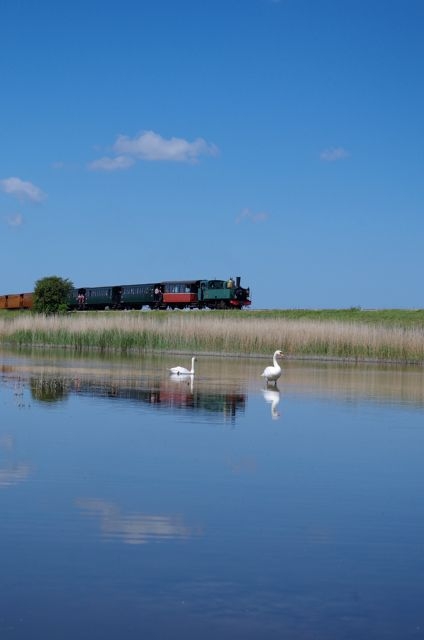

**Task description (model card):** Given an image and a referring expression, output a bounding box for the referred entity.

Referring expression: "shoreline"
[1,342,423,367]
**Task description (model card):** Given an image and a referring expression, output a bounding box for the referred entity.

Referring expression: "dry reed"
[0,312,423,362]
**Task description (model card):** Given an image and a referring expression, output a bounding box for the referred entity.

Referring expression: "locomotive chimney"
[236,276,241,288]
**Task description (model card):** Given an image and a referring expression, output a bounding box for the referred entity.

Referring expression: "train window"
[162,282,194,293]
[208,280,225,289]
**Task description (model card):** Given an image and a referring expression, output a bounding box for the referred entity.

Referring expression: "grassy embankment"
[1,308,424,363]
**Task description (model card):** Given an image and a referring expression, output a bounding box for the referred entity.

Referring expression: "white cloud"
[114,130,219,162]
[320,147,349,162]
[0,177,46,202]
[6,213,23,227]
[88,130,219,171]
[236,208,269,224]
[87,155,135,172]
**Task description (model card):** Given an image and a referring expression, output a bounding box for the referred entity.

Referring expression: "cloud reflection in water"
[0,463,32,487]
[75,498,202,545]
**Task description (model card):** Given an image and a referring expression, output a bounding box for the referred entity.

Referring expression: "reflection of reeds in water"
[30,375,68,402]
[1,313,424,362]
[9,361,247,420]
[2,353,423,408]
[280,361,424,407]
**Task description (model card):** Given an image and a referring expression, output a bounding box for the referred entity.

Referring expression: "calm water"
[1,348,423,639]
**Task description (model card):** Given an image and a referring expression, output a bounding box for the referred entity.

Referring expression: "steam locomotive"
[0,276,251,311]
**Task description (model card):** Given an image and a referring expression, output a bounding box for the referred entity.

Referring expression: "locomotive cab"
[199,276,251,309]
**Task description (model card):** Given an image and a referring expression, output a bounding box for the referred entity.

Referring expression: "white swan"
[261,350,284,386]
[169,356,197,376]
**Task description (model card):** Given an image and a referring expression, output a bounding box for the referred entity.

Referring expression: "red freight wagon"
[0,292,33,310]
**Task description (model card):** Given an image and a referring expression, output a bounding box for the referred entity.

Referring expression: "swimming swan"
[169,356,197,376]
[261,350,284,386]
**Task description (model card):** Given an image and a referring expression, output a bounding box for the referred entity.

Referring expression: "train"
[0,291,34,311]
[0,276,251,311]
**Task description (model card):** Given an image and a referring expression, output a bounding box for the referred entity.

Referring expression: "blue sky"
[1,0,423,309]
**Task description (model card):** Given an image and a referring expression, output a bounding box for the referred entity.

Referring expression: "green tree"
[33,276,74,314]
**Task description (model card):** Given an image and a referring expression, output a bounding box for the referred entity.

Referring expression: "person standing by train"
[154,285,163,303]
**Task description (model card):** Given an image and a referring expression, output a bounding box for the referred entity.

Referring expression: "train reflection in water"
[30,373,246,425]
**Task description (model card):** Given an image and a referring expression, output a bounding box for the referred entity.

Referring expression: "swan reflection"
[169,372,194,390]
[262,388,281,420]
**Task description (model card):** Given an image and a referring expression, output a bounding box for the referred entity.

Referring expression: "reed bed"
[1,312,424,363]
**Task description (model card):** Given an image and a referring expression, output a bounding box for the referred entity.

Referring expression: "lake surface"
[1,348,424,639]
